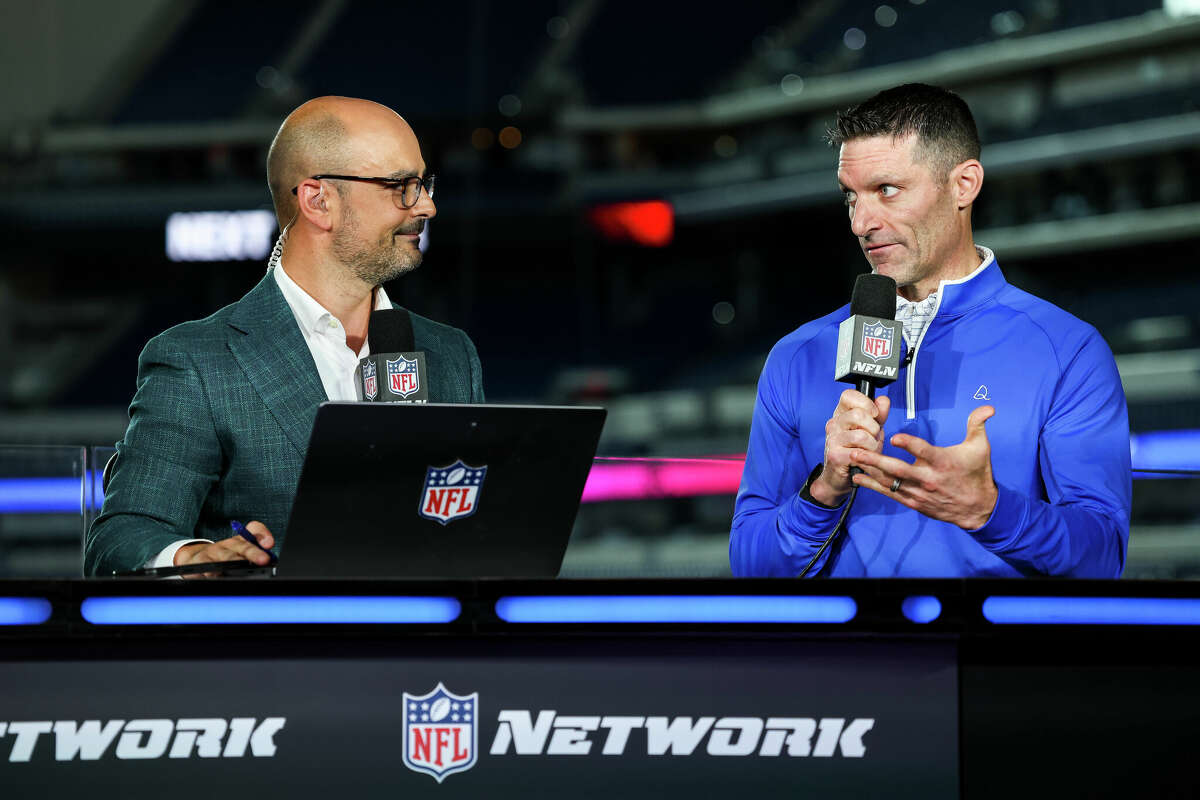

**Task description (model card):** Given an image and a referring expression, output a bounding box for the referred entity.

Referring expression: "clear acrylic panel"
[87,445,117,534]
[0,445,89,577]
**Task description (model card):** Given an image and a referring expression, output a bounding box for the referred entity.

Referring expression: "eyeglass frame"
[290,174,436,209]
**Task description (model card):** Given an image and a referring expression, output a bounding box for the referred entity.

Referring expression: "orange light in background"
[471,128,494,150]
[498,126,522,149]
[588,200,674,248]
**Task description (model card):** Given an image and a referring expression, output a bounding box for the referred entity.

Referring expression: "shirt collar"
[894,245,995,313]
[930,245,1003,318]
[273,261,392,336]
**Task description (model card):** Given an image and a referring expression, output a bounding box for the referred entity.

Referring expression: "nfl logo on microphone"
[419,460,487,525]
[860,321,893,361]
[402,683,478,783]
[361,358,378,400]
[387,355,420,398]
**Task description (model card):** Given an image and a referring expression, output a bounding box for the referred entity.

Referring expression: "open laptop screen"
[278,403,606,578]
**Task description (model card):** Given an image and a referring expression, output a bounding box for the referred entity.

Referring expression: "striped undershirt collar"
[894,245,994,347]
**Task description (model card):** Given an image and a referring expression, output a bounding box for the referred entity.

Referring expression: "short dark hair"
[826,83,980,178]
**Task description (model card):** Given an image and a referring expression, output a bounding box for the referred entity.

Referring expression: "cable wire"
[796,486,858,579]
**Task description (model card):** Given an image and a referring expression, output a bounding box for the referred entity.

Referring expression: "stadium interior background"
[1,0,1198,579]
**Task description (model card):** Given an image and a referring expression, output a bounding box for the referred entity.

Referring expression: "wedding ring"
[891,478,902,492]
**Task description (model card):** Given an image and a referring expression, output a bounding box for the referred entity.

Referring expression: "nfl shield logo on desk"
[419,460,487,525]
[361,358,378,400]
[860,320,893,361]
[387,355,420,398]
[402,683,478,783]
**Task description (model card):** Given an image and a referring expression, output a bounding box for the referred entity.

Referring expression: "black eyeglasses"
[291,174,436,208]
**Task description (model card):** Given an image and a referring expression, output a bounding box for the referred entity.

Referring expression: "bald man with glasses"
[86,97,485,577]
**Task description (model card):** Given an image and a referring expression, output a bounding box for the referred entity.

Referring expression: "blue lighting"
[0,471,105,514]
[901,595,942,624]
[983,596,1200,625]
[1130,429,1200,478]
[81,596,461,625]
[0,597,52,625]
[0,428,1196,514]
[0,478,84,514]
[495,595,857,624]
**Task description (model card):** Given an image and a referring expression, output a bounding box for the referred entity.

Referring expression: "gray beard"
[343,240,421,285]
[332,209,422,285]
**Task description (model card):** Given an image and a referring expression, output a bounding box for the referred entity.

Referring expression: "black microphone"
[835,273,901,399]
[835,274,900,479]
[355,309,430,403]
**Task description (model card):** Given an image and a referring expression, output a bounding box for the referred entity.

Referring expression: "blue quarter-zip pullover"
[731,258,1130,578]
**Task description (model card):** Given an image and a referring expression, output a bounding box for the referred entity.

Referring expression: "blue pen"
[231,520,278,565]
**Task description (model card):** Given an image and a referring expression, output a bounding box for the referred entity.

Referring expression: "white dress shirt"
[272,260,392,401]
[148,262,390,568]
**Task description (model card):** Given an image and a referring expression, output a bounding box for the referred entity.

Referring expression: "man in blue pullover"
[730,84,1131,578]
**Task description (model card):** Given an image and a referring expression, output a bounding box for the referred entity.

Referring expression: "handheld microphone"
[834,273,900,481]
[797,275,899,579]
[355,309,430,403]
[834,273,902,399]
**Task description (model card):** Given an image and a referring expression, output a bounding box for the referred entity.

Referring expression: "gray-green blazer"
[85,270,484,576]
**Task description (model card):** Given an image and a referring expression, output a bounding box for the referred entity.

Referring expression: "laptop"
[275,402,606,578]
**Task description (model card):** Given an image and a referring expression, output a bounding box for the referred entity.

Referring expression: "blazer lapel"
[393,303,468,402]
[228,271,326,456]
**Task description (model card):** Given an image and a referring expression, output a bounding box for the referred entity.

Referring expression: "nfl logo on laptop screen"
[419,460,487,525]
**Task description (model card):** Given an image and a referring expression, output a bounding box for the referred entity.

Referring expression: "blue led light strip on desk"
[81,596,462,625]
[0,597,53,625]
[901,595,942,624]
[495,595,857,624]
[983,596,1200,625]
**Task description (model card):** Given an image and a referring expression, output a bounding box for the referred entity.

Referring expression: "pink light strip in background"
[581,442,1200,503]
[581,456,746,503]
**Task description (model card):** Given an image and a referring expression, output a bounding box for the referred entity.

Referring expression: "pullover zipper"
[904,255,993,419]
[905,291,944,420]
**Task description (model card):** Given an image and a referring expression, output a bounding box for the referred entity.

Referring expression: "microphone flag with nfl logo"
[834,316,902,385]
[355,351,429,402]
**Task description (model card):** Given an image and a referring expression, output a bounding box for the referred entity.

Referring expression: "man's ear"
[952,159,983,209]
[295,179,334,231]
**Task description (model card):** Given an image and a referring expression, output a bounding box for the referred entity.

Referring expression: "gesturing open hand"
[849,405,999,530]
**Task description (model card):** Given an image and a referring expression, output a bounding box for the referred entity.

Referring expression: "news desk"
[1,578,1198,799]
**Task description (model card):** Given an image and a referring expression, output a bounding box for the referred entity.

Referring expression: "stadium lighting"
[1164,0,1200,17]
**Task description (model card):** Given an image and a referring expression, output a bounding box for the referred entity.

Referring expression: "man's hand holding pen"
[174,520,276,579]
